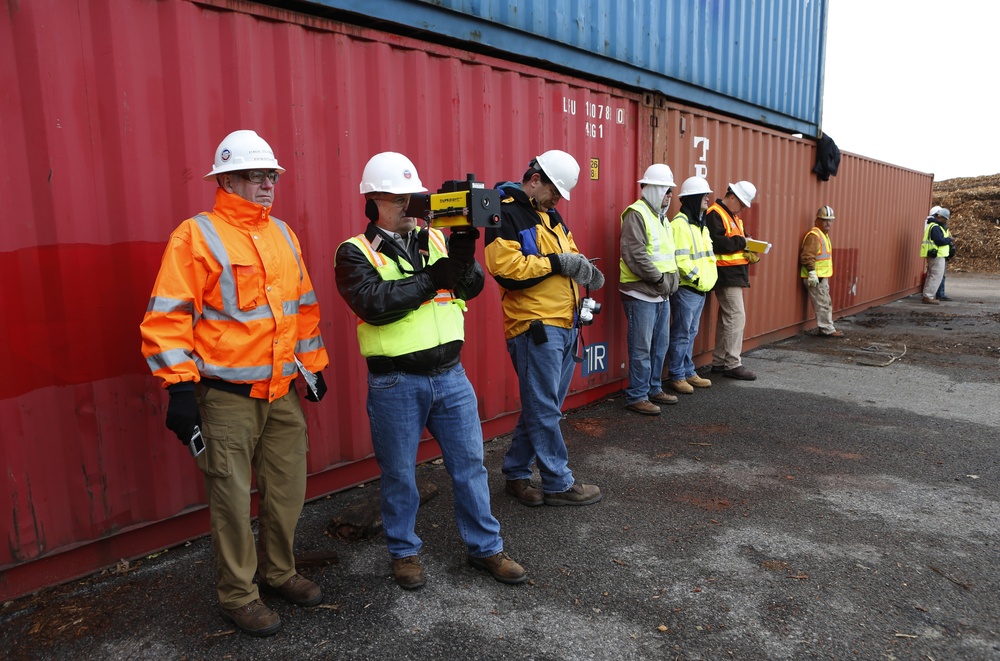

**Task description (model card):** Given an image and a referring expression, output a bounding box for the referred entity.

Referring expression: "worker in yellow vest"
[706,181,758,381]
[800,206,843,337]
[335,152,526,591]
[920,208,954,304]
[619,163,680,415]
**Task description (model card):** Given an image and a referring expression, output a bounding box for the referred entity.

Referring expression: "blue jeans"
[367,364,502,559]
[621,296,670,404]
[668,286,707,381]
[936,272,946,298]
[504,325,576,494]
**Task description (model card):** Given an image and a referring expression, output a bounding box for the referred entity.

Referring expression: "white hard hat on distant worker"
[535,150,580,200]
[679,176,713,197]
[637,164,676,187]
[934,208,951,221]
[728,181,757,208]
[816,205,835,220]
[204,130,285,180]
[359,152,428,195]
[929,205,942,217]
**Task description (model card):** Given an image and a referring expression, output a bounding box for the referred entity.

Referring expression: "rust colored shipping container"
[0,0,930,599]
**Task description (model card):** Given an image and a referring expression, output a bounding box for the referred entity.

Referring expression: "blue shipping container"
[302,0,827,136]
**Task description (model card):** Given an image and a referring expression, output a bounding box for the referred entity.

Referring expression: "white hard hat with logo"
[535,150,580,200]
[679,176,713,197]
[816,205,836,220]
[728,181,757,207]
[359,152,428,195]
[204,130,285,180]
[638,164,676,187]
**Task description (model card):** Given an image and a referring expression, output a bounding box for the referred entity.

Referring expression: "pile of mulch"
[932,173,1000,274]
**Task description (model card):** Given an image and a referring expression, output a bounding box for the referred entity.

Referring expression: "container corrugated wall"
[304,0,827,135]
[0,0,928,599]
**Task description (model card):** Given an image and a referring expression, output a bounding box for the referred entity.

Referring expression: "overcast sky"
[821,1,998,182]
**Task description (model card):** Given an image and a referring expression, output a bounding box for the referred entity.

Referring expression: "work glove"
[927,249,937,259]
[806,270,819,288]
[424,258,462,290]
[744,250,760,264]
[448,228,480,268]
[165,386,202,445]
[554,253,605,290]
[305,371,328,402]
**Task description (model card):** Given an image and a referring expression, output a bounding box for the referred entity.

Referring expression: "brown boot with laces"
[468,551,528,584]
[220,598,282,637]
[391,556,426,590]
[269,573,322,607]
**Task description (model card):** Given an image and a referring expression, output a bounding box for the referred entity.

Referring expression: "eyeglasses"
[239,170,281,184]
[665,188,673,195]
[375,195,410,206]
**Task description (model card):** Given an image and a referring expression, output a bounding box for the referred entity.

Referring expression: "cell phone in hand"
[189,425,205,458]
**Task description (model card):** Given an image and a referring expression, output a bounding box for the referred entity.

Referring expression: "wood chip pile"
[933,173,1000,274]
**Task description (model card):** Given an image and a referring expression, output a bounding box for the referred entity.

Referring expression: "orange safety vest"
[709,202,749,267]
[141,188,329,401]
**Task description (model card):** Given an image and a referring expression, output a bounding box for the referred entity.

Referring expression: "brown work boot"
[391,556,426,590]
[269,573,322,607]
[666,379,694,395]
[625,400,661,416]
[922,297,939,305]
[544,482,603,507]
[505,479,544,507]
[220,599,282,637]
[468,551,528,584]
[722,365,757,381]
[649,391,678,406]
[686,374,712,388]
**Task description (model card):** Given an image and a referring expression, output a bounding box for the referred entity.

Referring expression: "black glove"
[448,228,480,267]
[165,386,201,445]
[927,249,937,258]
[425,258,462,290]
[305,371,327,402]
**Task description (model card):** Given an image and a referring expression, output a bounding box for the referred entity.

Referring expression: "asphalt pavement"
[3,273,999,661]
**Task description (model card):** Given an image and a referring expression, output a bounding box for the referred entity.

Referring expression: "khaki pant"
[804,278,836,334]
[712,286,746,370]
[923,257,945,300]
[195,385,308,609]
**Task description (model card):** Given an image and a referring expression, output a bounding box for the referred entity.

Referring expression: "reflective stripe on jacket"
[921,221,951,258]
[141,188,328,401]
[347,228,466,357]
[708,202,748,267]
[800,227,834,278]
[671,211,717,292]
[619,199,676,284]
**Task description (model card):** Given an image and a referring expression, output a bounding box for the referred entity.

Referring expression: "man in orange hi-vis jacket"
[140,130,329,637]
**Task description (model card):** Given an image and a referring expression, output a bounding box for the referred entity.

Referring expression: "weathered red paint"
[0,0,931,600]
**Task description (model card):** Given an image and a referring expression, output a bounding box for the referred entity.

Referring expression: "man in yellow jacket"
[140,130,329,637]
[800,206,843,337]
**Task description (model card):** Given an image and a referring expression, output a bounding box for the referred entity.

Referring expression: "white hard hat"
[929,205,942,217]
[817,205,835,220]
[637,164,676,187]
[728,180,757,207]
[535,150,580,200]
[679,176,713,197]
[935,208,951,221]
[359,152,428,195]
[203,130,285,180]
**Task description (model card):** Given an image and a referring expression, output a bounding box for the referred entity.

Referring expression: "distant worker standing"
[665,176,717,395]
[926,206,953,301]
[920,208,954,305]
[706,181,759,381]
[800,206,844,337]
[619,164,680,416]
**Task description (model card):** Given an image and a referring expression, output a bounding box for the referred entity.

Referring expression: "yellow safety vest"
[708,202,749,267]
[671,212,717,292]
[920,222,951,258]
[619,200,676,283]
[800,227,833,278]
[346,229,467,358]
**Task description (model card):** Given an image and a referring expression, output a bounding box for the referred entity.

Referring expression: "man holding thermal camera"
[140,130,329,636]
[485,150,605,508]
[334,151,526,591]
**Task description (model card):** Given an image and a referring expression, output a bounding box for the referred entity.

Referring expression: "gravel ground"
[3,273,999,661]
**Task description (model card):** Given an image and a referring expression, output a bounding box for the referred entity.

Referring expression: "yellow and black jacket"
[485,183,582,340]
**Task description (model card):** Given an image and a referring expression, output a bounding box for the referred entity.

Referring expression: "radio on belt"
[406,174,502,229]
